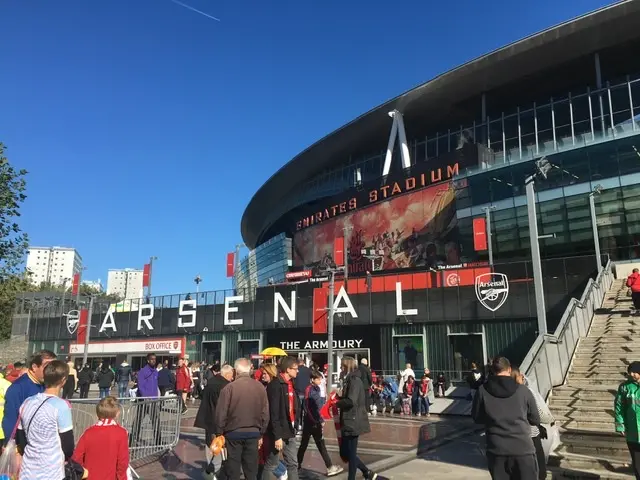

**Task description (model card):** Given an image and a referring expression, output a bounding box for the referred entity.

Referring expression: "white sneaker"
[327,465,344,477]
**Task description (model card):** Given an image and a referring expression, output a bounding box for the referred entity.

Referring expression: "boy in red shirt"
[72,396,130,479]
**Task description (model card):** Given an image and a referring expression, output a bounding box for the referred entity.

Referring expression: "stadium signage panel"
[295,161,460,231]
[96,282,419,332]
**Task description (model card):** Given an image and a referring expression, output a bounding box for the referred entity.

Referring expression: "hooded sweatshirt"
[471,375,540,456]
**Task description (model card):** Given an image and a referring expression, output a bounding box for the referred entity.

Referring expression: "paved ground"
[134,406,485,479]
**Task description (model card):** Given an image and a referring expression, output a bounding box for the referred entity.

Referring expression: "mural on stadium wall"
[293,182,466,276]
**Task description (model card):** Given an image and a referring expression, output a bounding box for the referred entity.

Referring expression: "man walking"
[195,364,233,478]
[294,358,311,434]
[265,356,300,480]
[472,357,540,480]
[615,361,640,478]
[130,353,161,447]
[215,358,268,480]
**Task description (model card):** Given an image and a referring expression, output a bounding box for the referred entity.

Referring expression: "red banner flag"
[76,309,89,344]
[473,217,488,251]
[312,287,328,334]
[226,252,235,278]
[333,238,344,267]
[143,263,151,287]
[72,273,80,296]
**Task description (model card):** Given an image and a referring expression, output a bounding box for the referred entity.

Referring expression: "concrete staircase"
[548,279,636,479]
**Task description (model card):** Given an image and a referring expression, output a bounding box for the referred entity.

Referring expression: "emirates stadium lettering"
[295,162,459,231]
[97,282,420,333]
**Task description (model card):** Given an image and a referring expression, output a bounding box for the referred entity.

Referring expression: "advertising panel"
[294,182,466,276]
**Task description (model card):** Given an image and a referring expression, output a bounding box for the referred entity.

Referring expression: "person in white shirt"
[398,363,415,393]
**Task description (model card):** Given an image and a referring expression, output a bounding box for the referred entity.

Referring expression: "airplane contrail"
[169,0,221,21]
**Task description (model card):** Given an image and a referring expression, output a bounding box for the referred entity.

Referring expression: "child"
[72,396,130,480]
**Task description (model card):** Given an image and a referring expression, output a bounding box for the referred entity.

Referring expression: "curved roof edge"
[241,0,640,249]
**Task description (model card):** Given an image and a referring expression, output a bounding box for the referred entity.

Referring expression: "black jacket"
[158,367,175,389]
[471,375,540,456]
[337,369,371,437]
[97,369,115,389]
[194,375,230,432]
[294,365,311,395]
[358,364,372,391]
[116,363,132,383]
[77,368,92,385]
[266,375,298,440]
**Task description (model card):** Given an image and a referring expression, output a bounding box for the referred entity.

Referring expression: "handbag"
[64,458,86,480]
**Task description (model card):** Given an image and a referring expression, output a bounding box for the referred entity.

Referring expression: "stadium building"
[25,1,640,379]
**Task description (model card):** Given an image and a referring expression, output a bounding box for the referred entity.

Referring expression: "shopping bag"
[0,437,21,479]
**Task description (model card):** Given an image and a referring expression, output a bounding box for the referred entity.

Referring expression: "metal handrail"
[520,258,614,401]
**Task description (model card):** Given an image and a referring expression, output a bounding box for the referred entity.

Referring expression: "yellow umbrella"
[261,347,287,357]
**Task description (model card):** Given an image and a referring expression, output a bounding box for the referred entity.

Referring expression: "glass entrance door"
[450,334,484,381]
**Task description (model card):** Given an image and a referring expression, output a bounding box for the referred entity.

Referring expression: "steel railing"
[519,258,614,401]
[69,396,182,473]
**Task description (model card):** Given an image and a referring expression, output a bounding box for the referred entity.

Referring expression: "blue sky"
[0,0,614,295]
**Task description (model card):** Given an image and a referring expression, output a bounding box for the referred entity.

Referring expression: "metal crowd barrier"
[69,396,182,470]
[520,258,614,401]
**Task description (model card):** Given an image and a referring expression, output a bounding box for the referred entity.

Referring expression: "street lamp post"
[525,158,553,338]
[589,185,604,273]
[483,206,496,266]
[326,270,336,394]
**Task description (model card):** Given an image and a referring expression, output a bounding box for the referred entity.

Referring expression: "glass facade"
[235,233,292,292]
[455,133,640,262]
[258,76,640,245]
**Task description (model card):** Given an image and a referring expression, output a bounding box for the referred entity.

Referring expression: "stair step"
[566,374,627,382]
[553,386,618,398]
[550,405,616,419]
[549,451,633,475]
[556,418,618,431]
[552,412,615,423]
[565,379,624,387]
[570,367,628,375]
[549,398,614,409]
[557,443,629,461]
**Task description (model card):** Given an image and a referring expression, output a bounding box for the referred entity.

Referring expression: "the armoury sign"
[475,273,510,312]
[96,282,421,332]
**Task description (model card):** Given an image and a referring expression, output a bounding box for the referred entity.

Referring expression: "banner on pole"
[312,287,328,334]
[473,218,488,251]
[226,253,235,278]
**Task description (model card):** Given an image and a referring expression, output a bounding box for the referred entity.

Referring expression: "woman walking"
[336,356,378,480]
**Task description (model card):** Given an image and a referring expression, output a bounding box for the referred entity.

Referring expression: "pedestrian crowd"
[0,350,131,479]
[194,355,380,480]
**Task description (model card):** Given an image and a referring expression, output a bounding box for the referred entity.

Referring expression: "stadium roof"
[241,0,640,249]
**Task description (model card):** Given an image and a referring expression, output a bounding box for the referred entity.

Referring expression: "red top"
[254,369,263,381]
[72,419,129,480]
[176,365,191,391]
[420,380,429,395]
[628,273,640,293]
[280,373,295,424]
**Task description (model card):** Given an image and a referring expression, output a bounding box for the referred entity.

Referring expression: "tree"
[0,143,29,339]
[0,143,28,281]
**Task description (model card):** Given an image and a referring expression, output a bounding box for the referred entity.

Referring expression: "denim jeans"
[100,387,111,399]
[118,382,129,398]
[418,396,429,414]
